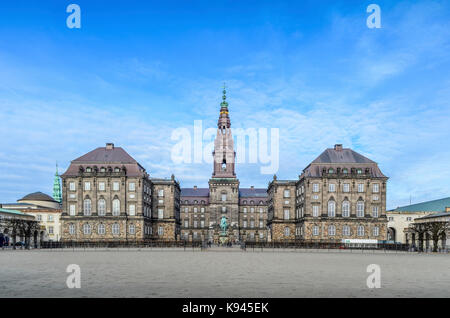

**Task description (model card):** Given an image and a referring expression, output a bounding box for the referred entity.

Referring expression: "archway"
[387,227,396,242]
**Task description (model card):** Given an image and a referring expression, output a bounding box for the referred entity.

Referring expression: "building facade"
[179,88,269,243]
[57,88,389,244]
[387,197,450,243]
[1,192,62,242]
[268,144,389,242]
[59,143,179,242]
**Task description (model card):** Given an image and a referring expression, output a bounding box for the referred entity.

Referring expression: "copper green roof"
[0,208,30,216]
[389,197,450,212]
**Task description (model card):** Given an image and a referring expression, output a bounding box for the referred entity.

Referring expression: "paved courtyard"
[0,248,449,297]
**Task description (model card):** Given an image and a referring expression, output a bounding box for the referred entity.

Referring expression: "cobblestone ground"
[0,248,449,297]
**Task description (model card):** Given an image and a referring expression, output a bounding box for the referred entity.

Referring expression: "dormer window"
[114,167,120,173]
[328,168,334,174]
[86,167,92,172]
[342,168,348,174]
[357,168,362,174]
[100,167,106,173]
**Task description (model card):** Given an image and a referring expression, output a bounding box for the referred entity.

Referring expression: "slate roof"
[312,148,375,164]
[302,146,386,178]
[72,147,137,163]
[18,192,57,203]
[61,144,146,177]
[389,197,450,213]
[181,188,210,197]
[239,188,268,198]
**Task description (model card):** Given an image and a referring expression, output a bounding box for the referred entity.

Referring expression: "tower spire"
[53,162,62,203]
[218,83,231,129]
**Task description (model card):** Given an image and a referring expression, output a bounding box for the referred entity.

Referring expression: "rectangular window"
[284,209,290,220]
[312,205,319,217]
[98,182,105,191]
[312,183,319,193]
[69,182,76,191]
[48,215,54,222]
[284,189,290,198]
[69,205,76,216]
[158,189,164,197]
[48,226,54,234]
[158,226,164,236]
[372,206,379,218]
[200,220,205,228]
[201,207,205,213]
[158,209,164,219]
[243,220,247,228]
[113,182,120,191]
[372,226,379,237]
[313,226,319,236]
[259,221,263,228]
[373,183,379,193]
[250,220,255,228]
[328,183,335,192]
[184,207,188,213]
[129,204,136,216]
[37,214,42,221]
[193,220,198,228]
[84,182,91,191]
[250,207,254,213]
[357,183,364,193]
[373,195,379,201]
[129,182,135,191]
[221,194,227,201]
[343,183,350,193]
[184,220,189,228]
[194,207,198,213]
[243,207,247,213]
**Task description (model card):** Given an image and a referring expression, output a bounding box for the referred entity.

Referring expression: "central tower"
[208,85,240,242]
[212,86,236,178]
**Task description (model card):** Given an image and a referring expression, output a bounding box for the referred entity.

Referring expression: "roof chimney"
[194,185,197,190]
[106,143,114,150]
[251,186,254,190]
[446,207,450,213]
[334,144,343,151]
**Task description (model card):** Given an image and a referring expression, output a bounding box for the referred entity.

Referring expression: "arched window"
[328,225,336,236]
[83,198,91,216]
[83,223,91,235]
[342,201,350,217]
[112,223,120,235]
[284,227,290,237]
[328,200,336,217]
[98,199,106,216]
[112,199,120,216]
[98,223,105,235]
[357,225,365,236]
[357,200,365,217]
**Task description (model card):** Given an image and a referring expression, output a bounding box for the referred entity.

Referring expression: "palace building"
[59,88,388,243]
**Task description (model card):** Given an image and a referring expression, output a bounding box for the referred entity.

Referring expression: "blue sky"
[0,0,449,209]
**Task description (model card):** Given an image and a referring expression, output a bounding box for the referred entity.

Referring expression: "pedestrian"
[0,233,4,249]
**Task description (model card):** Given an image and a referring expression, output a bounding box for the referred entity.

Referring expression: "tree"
[18,220,40,249]
[410,223,431,252]
[428,221,448,252]
[411,221,449,252]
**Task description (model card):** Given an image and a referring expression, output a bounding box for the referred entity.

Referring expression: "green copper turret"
[53,163,62,203]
